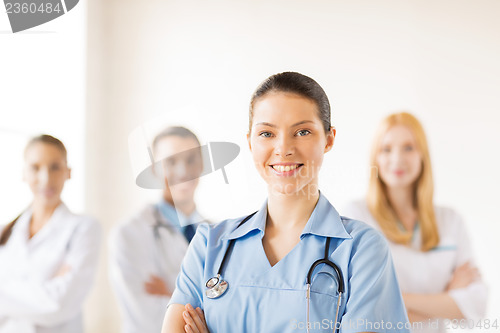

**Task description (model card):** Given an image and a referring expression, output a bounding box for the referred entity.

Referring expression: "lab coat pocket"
[308,265,343,332]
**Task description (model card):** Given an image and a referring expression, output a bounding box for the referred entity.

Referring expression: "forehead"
[380,125,417,145]
[25,142,66,162]
[252,92,320,125]
[153,135,200,160]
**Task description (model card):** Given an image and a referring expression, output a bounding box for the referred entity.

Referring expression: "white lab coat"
[342,200,488,333]
[0,203,101,333]
[108,204,201,333]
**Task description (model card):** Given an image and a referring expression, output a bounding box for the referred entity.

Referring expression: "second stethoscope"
[152,205,176,238]
[205,211,345,333]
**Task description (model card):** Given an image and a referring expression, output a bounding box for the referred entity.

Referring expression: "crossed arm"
[404,262,480,321]
[162,304,375,333]
[162,303,208,333]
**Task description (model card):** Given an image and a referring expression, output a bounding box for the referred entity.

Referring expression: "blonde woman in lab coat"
[0,134,101,333]
[343,112,487,332]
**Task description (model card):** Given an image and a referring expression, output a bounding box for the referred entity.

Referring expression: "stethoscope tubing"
[207,211,344,332]
[216,211,258,276]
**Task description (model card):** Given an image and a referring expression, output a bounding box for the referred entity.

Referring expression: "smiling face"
[247,92,335,196]
[376,125,423,190]
[23,142,71,207]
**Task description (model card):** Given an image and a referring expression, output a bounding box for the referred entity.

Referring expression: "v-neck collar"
[18,203,68,248]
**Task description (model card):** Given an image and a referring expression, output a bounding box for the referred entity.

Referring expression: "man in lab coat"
[109,126,207,333]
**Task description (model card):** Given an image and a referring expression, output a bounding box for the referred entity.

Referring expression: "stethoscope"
[152,206,176,238]
[152,206,179,276]
[205,211,345,333]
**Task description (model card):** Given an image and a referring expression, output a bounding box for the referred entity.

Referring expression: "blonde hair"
[367,112,439,251]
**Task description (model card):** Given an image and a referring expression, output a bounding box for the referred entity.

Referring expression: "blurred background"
[1,0,499,331]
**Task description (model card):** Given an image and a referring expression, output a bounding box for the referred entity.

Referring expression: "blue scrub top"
[169,193,410,332]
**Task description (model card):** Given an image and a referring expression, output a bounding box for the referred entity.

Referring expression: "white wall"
[0,1,86,220]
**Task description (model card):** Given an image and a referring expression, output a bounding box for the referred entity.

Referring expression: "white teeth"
[272,164,300,172]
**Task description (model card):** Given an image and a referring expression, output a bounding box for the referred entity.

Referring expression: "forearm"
[0,280,60,315]
[0,268,96,326]
[162,304,187,333]
[403,293,464,319]
[112,277,170,331]
[0,233,100,323]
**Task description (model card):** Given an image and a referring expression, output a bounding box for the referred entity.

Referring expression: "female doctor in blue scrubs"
[162,72,410,333]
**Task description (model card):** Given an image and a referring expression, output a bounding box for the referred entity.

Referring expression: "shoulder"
[189,212,260,252]
[433,205,468,236]
[111,204,155,238]
[340,199,379,230]
[64,208,101,238]
[340,215,390,257]
[192,216,245,245]
[434,205,465,224]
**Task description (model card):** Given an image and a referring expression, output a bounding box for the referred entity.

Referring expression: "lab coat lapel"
[27,203,69,250]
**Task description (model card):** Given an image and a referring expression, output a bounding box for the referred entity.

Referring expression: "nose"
[390,149,404,165]
[173,161,188,179]
[275,135,294,157]
[38,167,50,186]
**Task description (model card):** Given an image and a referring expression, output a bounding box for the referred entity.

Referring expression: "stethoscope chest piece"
[205,274,228,299]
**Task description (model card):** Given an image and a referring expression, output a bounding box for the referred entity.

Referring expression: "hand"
[54,263,71,277]
[407,309,430,323]
[446,262,480,291]
[144,274,171,296]
[183,303,209,333]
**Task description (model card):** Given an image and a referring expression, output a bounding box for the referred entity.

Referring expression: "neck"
[163,194,196,217]
[266,185,320,231]
[386,186,417,230]
[30,199,61,236]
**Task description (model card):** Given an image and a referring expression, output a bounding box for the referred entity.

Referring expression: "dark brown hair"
[0,213,22,246]
[25,134,67,162]
[249,72,332,133]
[152,126,201,152]
[0,134,67,246]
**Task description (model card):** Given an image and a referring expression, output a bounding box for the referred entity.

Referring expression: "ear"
[247,132,252,152]
[324,126,336,153]
[67,167,72,180]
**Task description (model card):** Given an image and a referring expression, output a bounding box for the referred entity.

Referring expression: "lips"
[40,188,56,197]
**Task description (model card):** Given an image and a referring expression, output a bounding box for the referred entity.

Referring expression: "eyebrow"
[254,120,315,128]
